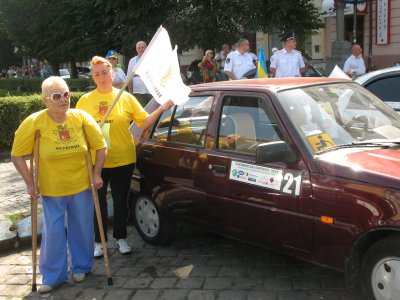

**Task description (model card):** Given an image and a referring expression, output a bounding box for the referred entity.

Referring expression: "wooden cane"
[83,128,113,285]
[30,130,40,292]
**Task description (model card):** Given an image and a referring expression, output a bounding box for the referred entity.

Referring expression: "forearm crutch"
[30,130,40,292]
[83,129,113,286]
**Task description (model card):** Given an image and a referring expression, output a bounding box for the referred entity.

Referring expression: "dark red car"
[131,77,400,300]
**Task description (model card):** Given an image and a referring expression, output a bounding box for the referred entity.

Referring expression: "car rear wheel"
[133,195,176,245]
[361,235,400,300]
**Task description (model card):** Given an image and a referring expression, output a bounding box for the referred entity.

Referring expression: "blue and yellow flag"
[256,47,268,78]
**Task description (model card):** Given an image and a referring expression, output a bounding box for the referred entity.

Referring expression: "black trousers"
[94,163,135,242]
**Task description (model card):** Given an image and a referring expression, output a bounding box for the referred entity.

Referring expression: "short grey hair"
[41,76,68,100]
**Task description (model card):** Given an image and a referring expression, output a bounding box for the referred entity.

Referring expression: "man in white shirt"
[270,32,305,78]
[127,41,152,107]
[224,38,256,80]
[343,44,366,79]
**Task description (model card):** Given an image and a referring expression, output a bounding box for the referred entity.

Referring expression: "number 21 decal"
[281,171,302,196]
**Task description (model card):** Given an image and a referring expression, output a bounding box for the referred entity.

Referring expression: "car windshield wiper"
[316,140,400,155]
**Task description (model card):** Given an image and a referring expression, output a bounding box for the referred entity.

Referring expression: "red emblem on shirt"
[99,102,109,116]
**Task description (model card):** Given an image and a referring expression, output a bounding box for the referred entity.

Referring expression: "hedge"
[0,92,85,150]
[0,78,95,93]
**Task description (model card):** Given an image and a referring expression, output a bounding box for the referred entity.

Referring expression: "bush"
[0,92,86,150]
[0,78,94,93]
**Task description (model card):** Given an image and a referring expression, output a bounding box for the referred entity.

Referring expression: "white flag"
[329,65,351,80]
[134,26,191,105]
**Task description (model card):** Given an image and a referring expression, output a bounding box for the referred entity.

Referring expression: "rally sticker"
[230,161,302,196]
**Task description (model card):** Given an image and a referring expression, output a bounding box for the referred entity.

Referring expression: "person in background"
[343,43,366,79]
[11,76,107,294]
[76,56,174,258]
[127,41,153,107]
[224,38,256,80]
[106,50,127,89]
[198,50,217,83]
[215,44,230,81]
[270,47,279,65]
[270,32,305,78]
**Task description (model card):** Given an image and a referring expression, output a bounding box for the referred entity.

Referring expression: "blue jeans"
[40,189,94,285]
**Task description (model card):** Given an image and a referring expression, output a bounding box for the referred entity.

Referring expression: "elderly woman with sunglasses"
[76,56,173,258]
[11,76,107,294]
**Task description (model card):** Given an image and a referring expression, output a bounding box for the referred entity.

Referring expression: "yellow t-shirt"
[11,109,107,197]
[76,88,149,168]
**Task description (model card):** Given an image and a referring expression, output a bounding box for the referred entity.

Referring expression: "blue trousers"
[40,189,94,286]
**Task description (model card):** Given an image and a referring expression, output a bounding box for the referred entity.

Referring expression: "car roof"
[190,77,351,93]
[355,66,400,85]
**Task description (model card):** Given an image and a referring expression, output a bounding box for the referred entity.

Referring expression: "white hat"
[272,47,278,53]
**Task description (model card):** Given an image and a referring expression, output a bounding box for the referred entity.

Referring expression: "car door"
[139,95,213,224]
[363,74,400,112]
[201,92,314,252]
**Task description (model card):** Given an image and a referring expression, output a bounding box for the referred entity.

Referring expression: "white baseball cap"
[271,47,278,53]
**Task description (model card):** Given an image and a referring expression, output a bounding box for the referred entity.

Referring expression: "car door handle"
[142,149,153,158]
[210,164,228,173]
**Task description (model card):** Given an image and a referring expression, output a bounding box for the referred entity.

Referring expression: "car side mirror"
[256,141,297,164]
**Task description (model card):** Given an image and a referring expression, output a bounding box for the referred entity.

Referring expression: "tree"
[0,0,323,74]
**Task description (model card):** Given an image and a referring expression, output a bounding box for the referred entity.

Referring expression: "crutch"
[83,128,113,286]
[30,130,40,292]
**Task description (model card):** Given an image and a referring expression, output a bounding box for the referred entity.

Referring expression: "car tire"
[361,235,400,300]
[133,195,176,245]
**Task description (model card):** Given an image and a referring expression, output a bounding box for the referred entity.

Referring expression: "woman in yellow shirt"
[76,56,173,257]
[12,76,107,294]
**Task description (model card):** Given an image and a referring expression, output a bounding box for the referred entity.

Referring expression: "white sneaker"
[94,242,103,258]
[72,273,86,283]
[116,239,131,255]
[38,284,54,294]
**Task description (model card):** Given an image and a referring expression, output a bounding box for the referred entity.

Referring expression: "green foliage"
[0,91,85,150]
[0,78,94,93]
[0,0,323,65]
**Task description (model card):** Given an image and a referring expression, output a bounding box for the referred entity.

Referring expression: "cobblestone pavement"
[0,224,363,300]
[0,159,42,222]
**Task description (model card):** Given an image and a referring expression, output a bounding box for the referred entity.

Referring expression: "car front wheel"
[133,195,176,245]
[361,235,400,300]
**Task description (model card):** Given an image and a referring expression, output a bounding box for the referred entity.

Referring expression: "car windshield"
[277,83,400,154]
[60,69,70,76]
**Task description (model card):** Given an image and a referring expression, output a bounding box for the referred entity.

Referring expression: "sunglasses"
[47,91,71,102]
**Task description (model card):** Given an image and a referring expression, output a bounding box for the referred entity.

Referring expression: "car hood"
[316,147,400,189]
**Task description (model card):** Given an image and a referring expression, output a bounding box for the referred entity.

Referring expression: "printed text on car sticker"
[230,161,302,196]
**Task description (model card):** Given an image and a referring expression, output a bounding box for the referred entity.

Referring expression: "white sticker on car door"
[230,161,302,196]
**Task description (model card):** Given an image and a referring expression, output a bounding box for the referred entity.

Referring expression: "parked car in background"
[131,77,400,300]
[303,61,326,77]
[59,68,71,79]
[77,66,91,79]
[355,66,400,112]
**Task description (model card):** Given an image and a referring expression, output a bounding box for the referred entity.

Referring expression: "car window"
[217,95,283,154]
[151,96,212,146]
[365,75,400,109]
[277,83,400,154]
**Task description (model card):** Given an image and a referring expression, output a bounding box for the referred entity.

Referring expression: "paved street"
[0,225,364,300]
[0,160,363,299]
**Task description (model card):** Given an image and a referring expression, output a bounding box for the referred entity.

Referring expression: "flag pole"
[99,26,165,128]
